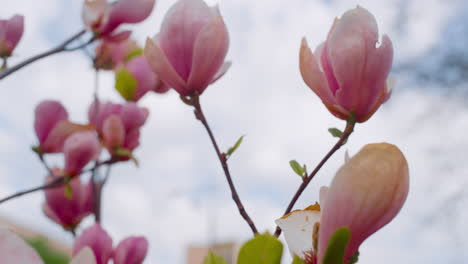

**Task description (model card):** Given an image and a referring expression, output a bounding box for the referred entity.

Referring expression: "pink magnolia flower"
[0,15,24,58]
[0,228,43,264]
[95,38,141,70]
[144,0,231,96]
[113,236,149,264]
[74,224,113,264]
[82,0,155,37]
[42,169,94,230]
[299,7,393,123]
[115,55,169,102]
[317,143,409,263]
[34,100,93,153]
[63,131,101,176]
[277,143,409,264]
[89,101,149,155]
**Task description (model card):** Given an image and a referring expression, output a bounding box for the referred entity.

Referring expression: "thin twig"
[0,158,116,205]
[274,120,355,237]
[192,96,258,235]
[0,29,93,80]
[0,177,65,204]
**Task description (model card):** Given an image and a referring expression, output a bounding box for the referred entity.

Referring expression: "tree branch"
[0,29,94,80]
[274,120,355,237]
[192,96,258,235]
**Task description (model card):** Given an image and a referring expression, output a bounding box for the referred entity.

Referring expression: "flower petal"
[327,7,379,112]
[318,143,409,262]
[275,204,321,259]
[210,61,231,84]
[144,37,188,94]
[158,0,214,81]
[0,228,44,264]
[113,236,149,264]
[299,38,335,107]
[103,0,155,34]
[187,15,229,94]
[5,15,24,52]
[34,100,68,145]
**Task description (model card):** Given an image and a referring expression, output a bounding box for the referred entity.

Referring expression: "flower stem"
[192,96,258,235]
[274,120,355,237]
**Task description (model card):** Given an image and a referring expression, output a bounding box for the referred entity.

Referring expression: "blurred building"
[187,242,240,264]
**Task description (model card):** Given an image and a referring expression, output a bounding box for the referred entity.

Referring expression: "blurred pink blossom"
[0,15,24,57]
[63,131,101,176]
[43,169,94,230]
[145,0,230,96]
[113,236,149,264]
[82,0,155,37]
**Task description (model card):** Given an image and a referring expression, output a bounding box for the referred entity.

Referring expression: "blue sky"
[1,0,468,263]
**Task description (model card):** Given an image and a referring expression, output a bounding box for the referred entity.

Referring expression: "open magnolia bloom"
[0,228,96,264]
[277,143,409,264]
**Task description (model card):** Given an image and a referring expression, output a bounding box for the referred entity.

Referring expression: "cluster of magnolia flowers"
[0,0,409,263]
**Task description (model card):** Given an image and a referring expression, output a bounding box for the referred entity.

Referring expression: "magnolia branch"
[274,120,356,237]
[192,97,259,235]
[0,29,94,80]
[0,158,116,205]
[0,177,65,204]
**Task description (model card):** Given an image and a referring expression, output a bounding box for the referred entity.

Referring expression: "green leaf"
[124,48,144,61]
[328,128,343,138]
[226,136,244,157]
[64,183,73,200]
[115,69,137,101]
[289,160,304,177]
[203,251,229,264]
[322,227,350,264]
[237,233,283,264]
[292,255,305,264]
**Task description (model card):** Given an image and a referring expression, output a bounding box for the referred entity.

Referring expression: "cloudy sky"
[1,0,468,263]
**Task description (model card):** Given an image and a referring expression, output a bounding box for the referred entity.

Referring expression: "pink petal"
[158,0,214,81]
[125,56,158,101]
[89,100,122,132]
[0,229,44,264]
[355,35,393,122]
[144,37,188,94]
[104,30,132,42]
[210,61,231,84]
[113,236,149,264]
[326,7,379,112]
[41,121,94,153]
[103,0,155,34]
[64,131,101,175]
[43,172,94,229]
[102,115,125,149]
[73,224,113,264]
[123,128,140,151]
[34,100,68,145]
[187,15,229,94]
[299,38,335,108]
[120,103,148,131]
[317,143,409,262]
[4,15,24,53]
